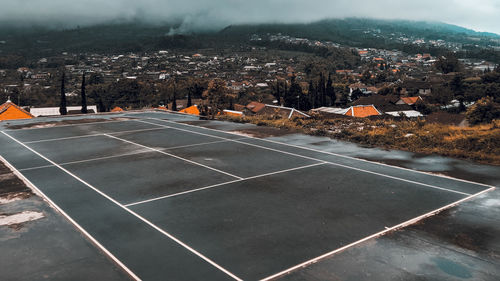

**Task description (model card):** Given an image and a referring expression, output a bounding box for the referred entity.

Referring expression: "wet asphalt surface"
[0,162,130,281]
[0,111,498,281]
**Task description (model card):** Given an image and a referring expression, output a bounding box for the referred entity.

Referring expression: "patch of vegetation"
[220,115,500,165]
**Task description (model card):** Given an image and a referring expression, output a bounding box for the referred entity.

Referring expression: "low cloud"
[0,0,498,34]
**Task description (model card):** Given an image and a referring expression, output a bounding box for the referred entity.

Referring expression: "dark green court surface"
[0,111,495,281]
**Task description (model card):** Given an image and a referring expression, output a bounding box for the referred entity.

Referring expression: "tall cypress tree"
[81,73,88,114]
[274,79,281,105]
[187,90,192,107]
[326,73,336,106]
[318,72,327,106]
[308,80,316,108]
[59,72,67,115]
[171,80,177,111]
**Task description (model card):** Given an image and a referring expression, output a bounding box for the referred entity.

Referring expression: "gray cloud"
[0,0,499,34]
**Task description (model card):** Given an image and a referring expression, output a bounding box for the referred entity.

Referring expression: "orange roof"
[179,105,200,116]
[400,97,422,105]
[345,105,382,118]
[0,101,34,121]
[111,106,124,112]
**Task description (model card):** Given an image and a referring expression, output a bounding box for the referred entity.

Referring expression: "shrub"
[466,97,500,125]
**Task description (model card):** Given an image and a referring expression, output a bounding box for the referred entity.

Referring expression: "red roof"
[400,97,422,105]
[0,101,34,121]
[345,105,382,118]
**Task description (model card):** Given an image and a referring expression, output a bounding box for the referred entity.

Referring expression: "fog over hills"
[0,0,499,35]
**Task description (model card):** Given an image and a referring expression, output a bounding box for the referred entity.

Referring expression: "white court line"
[3,119,140,132]
[17,150,155,172]
[149,115,495,189]
[23,126,167,144]
[103,134,244,180]
[0,154,143,281]
[17,139,246,172]
[1,131,243,281]
[140,119,472,196]
[259,185,496,281]
[125,162,327,207]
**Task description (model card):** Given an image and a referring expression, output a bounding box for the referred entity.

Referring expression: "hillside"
[0,18,499,62]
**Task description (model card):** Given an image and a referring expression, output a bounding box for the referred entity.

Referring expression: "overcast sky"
[1,0,499,34]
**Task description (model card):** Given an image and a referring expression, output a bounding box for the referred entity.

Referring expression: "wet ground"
[0,110,498,281]
[0,160,130,281]
[179,116,500,281]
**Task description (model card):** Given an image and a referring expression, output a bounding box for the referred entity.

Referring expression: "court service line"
[1,131,244,281]
[125,162,327,207]
[17,139,247,173]
[0,155,142,281]
[139,119,472,196]
[103,134,244,180]
[3,119,141,132]
[23,126,167,144]
[259,185,495,281]
[150,115,495,189]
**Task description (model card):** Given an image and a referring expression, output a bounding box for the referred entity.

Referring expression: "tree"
[87,73,104,85]
[81,73,88,114]
[429,85,453,105]
[308,80,317,108]
[360,70,372,84]
[273,79,281,105]
[450,74,465,111]
[202,79,230,119]
[339,92,349,106]
[59,72,67,115]
[284,76,302,109]
[350,89,363,102]
[326,73,336,106]
[466,97,500,125]
[434,54,463,74]
[171,80,177,111]
[318,72,326,106]
[187,89,192,107]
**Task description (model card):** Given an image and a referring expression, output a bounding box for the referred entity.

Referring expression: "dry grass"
[220,115,500,165]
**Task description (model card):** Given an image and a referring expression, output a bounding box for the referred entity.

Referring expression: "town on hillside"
[1,37,499,125]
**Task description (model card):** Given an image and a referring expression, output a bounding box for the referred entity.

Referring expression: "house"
[352,95,410,112]
[344,105,383,118]
[396,96,423,106]
[401,80,432,95]
[244,102,310,119]
[0,100,34,121]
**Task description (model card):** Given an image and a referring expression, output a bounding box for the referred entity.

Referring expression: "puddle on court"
[431,257,473,279]
[264,133,500,186]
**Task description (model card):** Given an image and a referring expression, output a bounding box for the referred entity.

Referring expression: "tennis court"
[0,111,494,281]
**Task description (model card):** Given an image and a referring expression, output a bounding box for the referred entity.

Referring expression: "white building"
[30,106,98,117]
